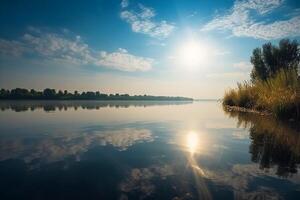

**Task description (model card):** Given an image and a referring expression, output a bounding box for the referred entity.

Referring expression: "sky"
[0,0,300,99]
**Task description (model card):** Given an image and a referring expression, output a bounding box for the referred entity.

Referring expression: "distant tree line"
[0,88,193,101]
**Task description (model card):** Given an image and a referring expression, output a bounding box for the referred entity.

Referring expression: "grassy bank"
[223,68,300,119]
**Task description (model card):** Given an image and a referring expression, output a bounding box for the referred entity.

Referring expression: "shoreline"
[0,99,194,101]
[223,105,271,116]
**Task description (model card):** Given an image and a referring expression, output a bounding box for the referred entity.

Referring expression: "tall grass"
[223,68,300,119]
[223,81,257,108]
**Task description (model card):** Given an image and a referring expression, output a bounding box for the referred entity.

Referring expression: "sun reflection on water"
[185,130,212,200]
[186,131,199,154]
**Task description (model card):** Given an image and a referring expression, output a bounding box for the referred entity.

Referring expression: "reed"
[223,68,300,119]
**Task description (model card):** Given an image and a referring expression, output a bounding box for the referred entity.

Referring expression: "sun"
[177,39,208,69]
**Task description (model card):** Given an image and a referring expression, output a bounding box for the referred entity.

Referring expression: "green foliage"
[250,48,268,81]
[250,39,300,82]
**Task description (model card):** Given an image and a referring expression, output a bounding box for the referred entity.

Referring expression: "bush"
[223,82,257,109]
[223,68,300,119]
[223,89,238,106]
[255,68,300,118]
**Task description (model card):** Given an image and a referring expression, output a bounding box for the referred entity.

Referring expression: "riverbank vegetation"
[223,39,300,119]
[0,88,193,101]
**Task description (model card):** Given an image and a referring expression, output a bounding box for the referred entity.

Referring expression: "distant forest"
[0,88,193,101]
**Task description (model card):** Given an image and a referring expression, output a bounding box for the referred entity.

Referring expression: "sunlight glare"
[186,131,199,154]
[178,39,207,69]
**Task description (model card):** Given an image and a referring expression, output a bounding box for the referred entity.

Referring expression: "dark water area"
[0,101,299,200]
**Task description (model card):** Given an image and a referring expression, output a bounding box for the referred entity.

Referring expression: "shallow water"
[0,101,299,200]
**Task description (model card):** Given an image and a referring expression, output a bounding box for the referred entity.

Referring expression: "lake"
[0,101,299,200]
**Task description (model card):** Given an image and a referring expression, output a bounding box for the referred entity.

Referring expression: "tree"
[278,39,300,69]
[250,48,268,81]
[0,89,8,98]
[250,39,300,82]
[43,88,56,98]
[10,88,30,98]
[86,91,95,98]
[58,90,63,96]
[30,89,36,95]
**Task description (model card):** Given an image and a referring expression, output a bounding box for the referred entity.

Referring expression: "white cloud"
[121,0,129,8]
[21,32,94,65]
[237,16,300,39]
[120,4,175,39]
[1,28,95,65]
[201,0,300,40]
[0,27,154,72]
[97,48,153,72]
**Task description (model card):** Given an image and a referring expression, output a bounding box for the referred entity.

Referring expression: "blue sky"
[0,0,299,98]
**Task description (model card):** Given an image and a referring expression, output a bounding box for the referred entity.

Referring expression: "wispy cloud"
[0,39,26,57]
[120,165,174,197]
[121,0,129,9]
[203,163,284,197]
[97,128,153,151]
[120,4,175,39]
[0,127,154,164]
[201,0,300,40]
[21,31,94,65]
[1,28,97,65]
[0,27,153,72]
[97,48,153,72]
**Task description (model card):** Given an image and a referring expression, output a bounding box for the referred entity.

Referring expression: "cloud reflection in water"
[0,127,153,166]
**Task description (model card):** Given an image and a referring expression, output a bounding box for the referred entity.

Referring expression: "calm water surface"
[0,101,299,200]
